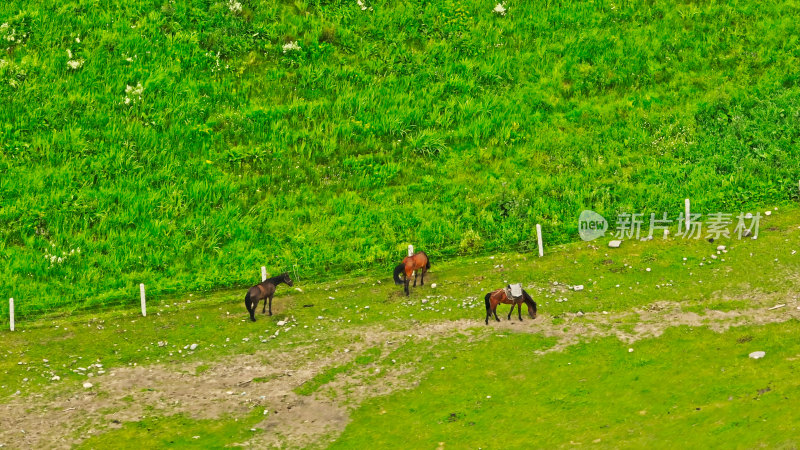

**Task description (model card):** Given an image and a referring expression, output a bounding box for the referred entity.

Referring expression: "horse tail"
[426,257,431,270]
[522,290,537,318]
[393,264,405,285]
[244,290,252,313]
[484,292,491,311]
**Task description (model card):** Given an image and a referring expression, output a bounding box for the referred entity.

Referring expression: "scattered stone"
[765,210,772,216]
[576,311,584,317]
[573,285,584,291]
[711,255,717,259]
[768,304,786,310]
[51,375,60,381]
[749,351,766,359]
[189,344,198,350]
[646,268,651,272]
[608,240,622,248]
[628,348,634,353]
[745,212,753,219]
[717,245,726,251]
[431,283,437,288]
[83,382,93,389]
[421,299,428,304]
[277,321,286,326]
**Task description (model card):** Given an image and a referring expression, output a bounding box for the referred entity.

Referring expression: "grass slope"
[1,208,799,447]
[2,0,800,317]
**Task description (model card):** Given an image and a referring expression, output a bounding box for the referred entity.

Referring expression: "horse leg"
[268,295,273,315]
[507,303,515,320]
[413,271,417,287]
[404,278,410,296]
[246,298,255,322]
[262,296,267,314]
[249,299,257,322]
[518,302,523,321]
[420,268,425,286]
[493,305,500,322]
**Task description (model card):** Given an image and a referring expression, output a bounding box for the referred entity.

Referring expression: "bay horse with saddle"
[393,251,431,296]
[484,283,537,325]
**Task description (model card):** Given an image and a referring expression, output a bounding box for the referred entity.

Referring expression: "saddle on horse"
[504,283,523,300]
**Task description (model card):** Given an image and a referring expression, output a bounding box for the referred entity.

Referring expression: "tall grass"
[1,0,799,319]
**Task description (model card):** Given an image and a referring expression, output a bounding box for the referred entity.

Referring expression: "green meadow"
[2,0,800,319]
[1,207,799,447]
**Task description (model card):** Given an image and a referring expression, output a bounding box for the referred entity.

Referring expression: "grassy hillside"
[2,0,799,318]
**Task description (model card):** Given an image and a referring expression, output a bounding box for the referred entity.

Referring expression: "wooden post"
[9,298,14,331]
[685,199,691,228]
[140,284,146,317]
[261,266,267,282]
[408,245,414,257]
[536,224,544,257]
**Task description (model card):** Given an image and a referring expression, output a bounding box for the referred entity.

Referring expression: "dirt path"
[1,300,798,448]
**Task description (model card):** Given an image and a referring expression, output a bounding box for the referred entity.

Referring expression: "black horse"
[245,272,294,321]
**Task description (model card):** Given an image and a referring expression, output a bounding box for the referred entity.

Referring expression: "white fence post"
[9,298,14,331]
[536,224,544,257]
[261,266,267,282]
[408,245,414,257]
[140,284,146,317]
[685,199,691,228]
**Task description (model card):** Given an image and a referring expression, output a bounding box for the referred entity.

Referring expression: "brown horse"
[244,272,294,321]
[393,251,431,296]
[484,288,537,325]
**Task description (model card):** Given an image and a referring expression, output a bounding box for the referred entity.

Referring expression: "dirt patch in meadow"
[1,300,799,448]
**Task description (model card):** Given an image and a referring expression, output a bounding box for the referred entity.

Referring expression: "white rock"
[431,283,437,288]
[576,311,584,317]
[745,212,753,219]
[749,351,765,359]
[277,321,286,326]
[711,255,717,259]
[189,344,198,350]
[316,316,324,320]
[51,375,60,381]
[573,285,584,291]
[717,245,726,251]
[628,348,634,353]
[608,240,622,248]
[765,210,772,216]
[83,382,93,388]
[646,268,651,272]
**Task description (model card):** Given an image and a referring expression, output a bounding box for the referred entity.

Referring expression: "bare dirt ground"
[1,300,798,449]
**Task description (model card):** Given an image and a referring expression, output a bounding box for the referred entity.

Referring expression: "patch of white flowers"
[493,2,507,16]
[65,49,85,70]
[228,0,242,13]
[1,22,25,42]
[204,51,228,73]
[44,244,80,267]
[282,41,301,53]
[0,58,7,69]
[123,82,143,105]
[356,0,367,10]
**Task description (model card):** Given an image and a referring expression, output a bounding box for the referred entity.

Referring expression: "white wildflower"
[228,0,242,13]
[67,59,84,70]
[76,36,81,43]
[493,2,506,16]
[282,41,301,53]
[356,0,367,10]
[0,59,7,69]
[66,49,73,59]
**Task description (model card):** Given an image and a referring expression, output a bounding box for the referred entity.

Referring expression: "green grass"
[3,0,800,319]
[1,208,800,447]
[333,322,800,449]
[77,409,266,449]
